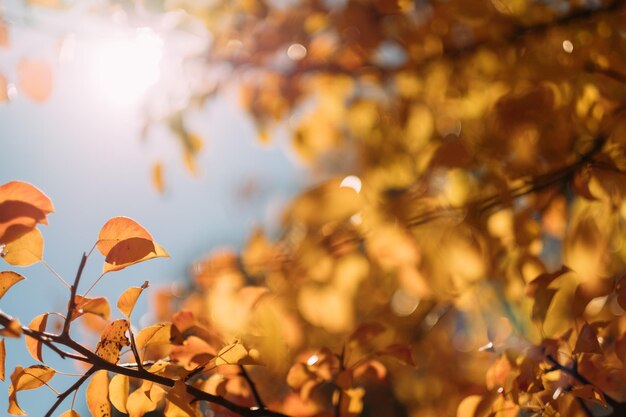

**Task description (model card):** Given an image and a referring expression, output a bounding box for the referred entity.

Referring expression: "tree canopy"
[3,0,626,417]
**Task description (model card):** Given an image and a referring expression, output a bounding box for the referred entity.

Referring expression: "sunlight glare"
[93,28,163,106]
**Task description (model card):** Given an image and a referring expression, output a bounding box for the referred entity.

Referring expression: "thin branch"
[44,367,95,417]
[239,365,266,409]
[62,252,88,337]
[39,260,70,289]
[128,330,144,372]
[81,272,106,299]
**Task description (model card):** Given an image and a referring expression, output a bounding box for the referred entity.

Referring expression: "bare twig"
[61,252,88,336]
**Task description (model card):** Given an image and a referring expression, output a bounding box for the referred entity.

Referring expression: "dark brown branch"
[128,330,144,372]
[239,365,266,409]
[44,366,95,417]
[61,252,88,336]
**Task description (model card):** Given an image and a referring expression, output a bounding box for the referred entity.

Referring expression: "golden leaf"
[1,228,44,266]
[71,295,111,321]
[60,410,81,417]
[25,313,48,362]
[0,271,25,299]
[109,374,129,414]
[135,322,171,351]
[8,365,55,415]
[0,339,4,381]
[86,370,110,417]
[95,319,130,363]
[117,281,149,319]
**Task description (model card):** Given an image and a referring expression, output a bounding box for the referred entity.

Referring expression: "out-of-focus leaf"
[108,374,129,414]
[152,162,165,194]
[117,281,149,318]
[573,322,602,354]
[215,341,256,365]
[8,365,55,415]
[1,228,44,266]
[348,322,385,346]
[376,344,415,366]
[86,370,110,417]
[615,276,626,311]
[0,74,8,102]
[165,380,198,417]
[126,380,165,417]
[25,313,48,362]
[135,322,171,351]
[60,410,81,417]
[95,319,130,363]
[0,271,25,299]
[17,58,52,102]
[0,317,22,338]
[570,384,607,407]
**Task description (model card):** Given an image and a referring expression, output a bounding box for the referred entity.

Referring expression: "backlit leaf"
[0,271,25,299]
[103,239,169,273]
[0,74,8,102]
[60,410,81,417]
[573,322,602,355]
[8,365,55,415]
[152,162,165,194]
[0,317,22,338]
[25,313,48,362]
[215,341,256,365]
[135,322,171,351]
[86,370,110,417]
[165,379,198,417]
[376,344,415,366]
[95,319,130,363]
[71,295,110,321]
[109,374,129,414]
[570,384,607,407]
[1,228,44,266]
[17,58,52,102]
[117,281,149,318]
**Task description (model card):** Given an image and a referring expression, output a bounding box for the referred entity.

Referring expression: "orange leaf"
[165,379,198,417]
[8,365,55,415]
[573,322,602,355]
[0,339,5,381]
[0,74,8,102]
[0,317,22,338]
[615,276,626,311]
[349,322,385,346]
[17,58,52,102]
[103,239,168,273]
[0,21,8,48]
[71,295,111,321]
[108,374,129,414]
[86,370,110,417]
[0,185,51,244]
[60,410,81,417]
[0,271,25,299]
[96,217,154,256]
[152,162,165,194]
[1,228,44,266]
[26,313,48,362]
[117,281,149,318]
[95,320,130,364]
[570,384,608,407]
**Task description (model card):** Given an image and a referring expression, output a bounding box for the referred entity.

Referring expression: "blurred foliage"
[5,0,626,417]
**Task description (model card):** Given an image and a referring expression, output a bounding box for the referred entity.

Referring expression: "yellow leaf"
[95,320,130,363]
[152,162,165,194]
[108,374,129,414]
[8,365,55,415]
[215,341,255,365]
[165,379,197,417]
[17,58,52,102]
[86,370,110,417]
[60,410,81,417]
[126,380,165,417]
[26,313,48,362]
[117,281,149,318]
[0,339,5,381]
[0,271,25,299]
[135,322,171,351]
[2,228,44,266]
